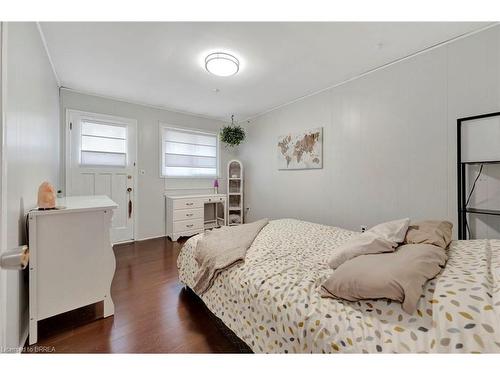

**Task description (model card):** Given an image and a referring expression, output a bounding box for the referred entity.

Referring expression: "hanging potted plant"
[220,115,245,148]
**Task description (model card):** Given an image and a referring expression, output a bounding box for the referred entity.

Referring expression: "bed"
[177,219,500,353]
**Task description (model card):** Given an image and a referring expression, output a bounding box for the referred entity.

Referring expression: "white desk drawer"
[173,208,203,221]
[202,196,225,203]
[173,198,203,210]
[173,218,203,232]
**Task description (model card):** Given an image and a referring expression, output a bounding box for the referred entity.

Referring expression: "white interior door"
[66,110,137,243]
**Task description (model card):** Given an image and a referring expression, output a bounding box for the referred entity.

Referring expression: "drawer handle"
[186,224,194,228]
[186,213,193,217]
[185,203,194,206]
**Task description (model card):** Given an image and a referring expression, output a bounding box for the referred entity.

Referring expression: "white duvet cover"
[177,219,500,353]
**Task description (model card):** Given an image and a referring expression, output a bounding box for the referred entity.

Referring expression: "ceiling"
[40,22,492,121]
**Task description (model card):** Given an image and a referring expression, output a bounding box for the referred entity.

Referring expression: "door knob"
[127,187,132,193]
[0,246,29,270]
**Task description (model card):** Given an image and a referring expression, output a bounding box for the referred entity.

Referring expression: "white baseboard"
[112,239,135,246]
[112,234,172,248]
[112,234,167,246]
[135,234,166,242]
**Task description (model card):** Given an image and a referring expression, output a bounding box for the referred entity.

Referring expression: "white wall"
[2,22,60,349]
[60,89,235,240]
[240,25,500,239]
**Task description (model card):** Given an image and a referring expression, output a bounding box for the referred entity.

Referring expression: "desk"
[165,193,227,241]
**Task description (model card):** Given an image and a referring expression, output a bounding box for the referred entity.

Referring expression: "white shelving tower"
[227,160,244,226]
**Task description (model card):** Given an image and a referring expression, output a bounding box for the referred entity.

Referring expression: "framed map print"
[277,127,323,170]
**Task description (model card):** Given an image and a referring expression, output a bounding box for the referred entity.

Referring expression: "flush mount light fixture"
[205,52,239,77]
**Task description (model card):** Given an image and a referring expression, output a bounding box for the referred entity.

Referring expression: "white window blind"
[80,121,127,167]
[161,127,218,177]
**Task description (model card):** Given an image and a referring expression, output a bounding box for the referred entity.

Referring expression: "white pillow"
[367,218,410,243]
[327,218,410,270]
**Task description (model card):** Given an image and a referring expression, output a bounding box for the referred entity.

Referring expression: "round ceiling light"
[205,52,239,77]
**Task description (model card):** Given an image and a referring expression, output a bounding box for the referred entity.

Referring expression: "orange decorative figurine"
[37,181,56,210]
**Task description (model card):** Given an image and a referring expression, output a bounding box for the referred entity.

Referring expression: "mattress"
[177,219,500,353]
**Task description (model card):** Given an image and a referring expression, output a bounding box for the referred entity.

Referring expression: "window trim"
[158,123,220,179]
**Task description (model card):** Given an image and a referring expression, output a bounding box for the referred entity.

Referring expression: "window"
[160,126,218,178]
[80,121,128,167]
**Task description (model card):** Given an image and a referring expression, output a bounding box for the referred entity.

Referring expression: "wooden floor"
[26,237,244,353]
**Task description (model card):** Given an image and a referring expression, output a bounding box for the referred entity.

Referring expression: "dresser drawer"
[173,219,203,233]
[173,208,203,221]
[173,198,203,210]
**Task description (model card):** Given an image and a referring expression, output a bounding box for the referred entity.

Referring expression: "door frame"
[65,108,138,244]
[0,21,7,350]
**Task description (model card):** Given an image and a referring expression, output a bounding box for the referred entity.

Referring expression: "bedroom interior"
[1,0,500,372]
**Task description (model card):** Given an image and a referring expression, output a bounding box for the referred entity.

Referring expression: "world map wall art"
[277,127,323,170]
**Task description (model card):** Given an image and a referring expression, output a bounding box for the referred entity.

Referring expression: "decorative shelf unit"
[457,111,500,240]
[227,160,244,226]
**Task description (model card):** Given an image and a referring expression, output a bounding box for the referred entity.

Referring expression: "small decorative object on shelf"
[37,181,56,210]
[220,115,245,148]
[213,179,219,194]
[227,160,244,225]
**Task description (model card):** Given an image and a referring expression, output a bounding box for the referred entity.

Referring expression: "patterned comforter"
[177,219,500,353]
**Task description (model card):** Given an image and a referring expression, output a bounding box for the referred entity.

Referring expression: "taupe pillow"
[321,244,447,314]
[327,218,410,270]
[404,220,453,249]
[327,232,396,270]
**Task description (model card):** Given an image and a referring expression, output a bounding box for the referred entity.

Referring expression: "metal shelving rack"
[457,111,500,240]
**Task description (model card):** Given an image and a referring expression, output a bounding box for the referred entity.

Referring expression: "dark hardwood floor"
[25,237,244,353]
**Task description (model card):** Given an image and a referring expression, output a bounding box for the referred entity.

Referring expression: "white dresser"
[27,195,117,345]
[165,193,227,241]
